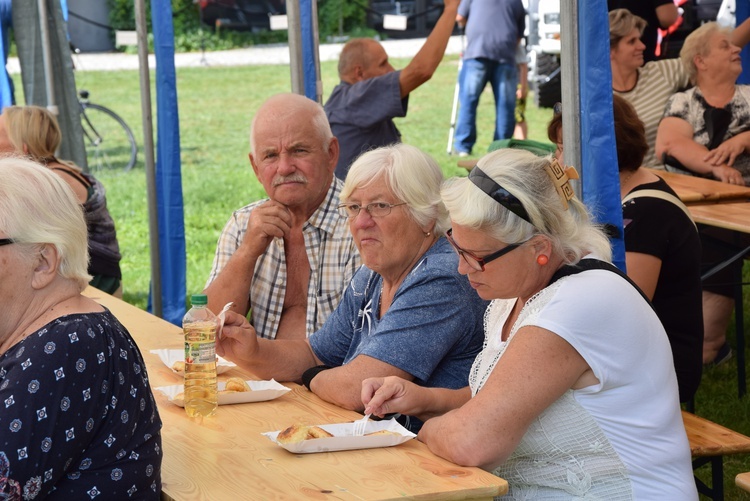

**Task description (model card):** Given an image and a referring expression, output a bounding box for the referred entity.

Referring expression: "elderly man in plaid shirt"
[205,93,361,340]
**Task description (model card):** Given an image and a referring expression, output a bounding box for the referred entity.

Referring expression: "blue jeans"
[454,58,517,154]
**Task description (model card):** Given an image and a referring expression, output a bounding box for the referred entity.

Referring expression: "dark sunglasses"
[468,167,533,225]
[0,238,14,246]
[446,229,520,272]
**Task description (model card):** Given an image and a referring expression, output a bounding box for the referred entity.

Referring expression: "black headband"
[468,167,532,224]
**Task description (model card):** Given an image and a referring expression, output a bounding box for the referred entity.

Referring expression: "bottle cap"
[190,294,208,306]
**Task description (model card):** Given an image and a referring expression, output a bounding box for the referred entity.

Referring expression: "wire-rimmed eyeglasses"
[338,202,407,219]
[0,238,14,247]
[446,229,520,272]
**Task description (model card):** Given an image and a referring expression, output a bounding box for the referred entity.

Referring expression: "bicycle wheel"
[80,102,137,173]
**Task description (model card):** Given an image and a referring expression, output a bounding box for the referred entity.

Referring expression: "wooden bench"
[683,411,750,500]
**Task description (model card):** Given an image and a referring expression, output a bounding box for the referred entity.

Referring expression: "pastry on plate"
[364,430,400,437]
[277,424,334,444]
[171,360,186,373]
[223,377,251,393]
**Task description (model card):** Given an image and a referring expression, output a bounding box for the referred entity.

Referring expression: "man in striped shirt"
[205,94,361,340]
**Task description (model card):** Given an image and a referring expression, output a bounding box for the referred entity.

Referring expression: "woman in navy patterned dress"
[0,158,162,499]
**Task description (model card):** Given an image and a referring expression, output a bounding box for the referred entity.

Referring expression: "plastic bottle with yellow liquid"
[182,294,218,417]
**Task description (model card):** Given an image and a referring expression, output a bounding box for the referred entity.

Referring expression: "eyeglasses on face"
[0,238,14,246]
[338,202,407,219]
[446,229,520,272]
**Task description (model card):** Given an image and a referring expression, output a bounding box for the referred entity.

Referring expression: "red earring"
[537,255,549,266]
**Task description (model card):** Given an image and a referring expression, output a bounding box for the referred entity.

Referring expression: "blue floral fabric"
[0,310,162,500]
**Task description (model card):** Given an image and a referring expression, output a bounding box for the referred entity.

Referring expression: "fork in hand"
[352,413,371,436]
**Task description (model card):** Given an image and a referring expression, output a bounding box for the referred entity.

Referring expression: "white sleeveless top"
[470,267,697,500]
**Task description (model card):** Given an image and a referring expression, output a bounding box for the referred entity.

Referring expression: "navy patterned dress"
[0,309,162,499]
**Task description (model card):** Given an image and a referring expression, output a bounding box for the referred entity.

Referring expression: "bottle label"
[183,321,217,365]
[185,340,216,364]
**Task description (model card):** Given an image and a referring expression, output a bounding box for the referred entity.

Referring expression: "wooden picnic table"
[645,169,750,205]
[83,287,508,501]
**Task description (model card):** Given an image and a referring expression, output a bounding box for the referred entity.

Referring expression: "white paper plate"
[150,349,236,375]
[263,419,415,453]
[155,379,290,406]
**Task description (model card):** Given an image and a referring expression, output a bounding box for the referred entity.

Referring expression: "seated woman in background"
[609,8,750,169]
[656,21,750,364]
[362,149,696,499]
[0,105,122,296]
[0,158,161,499]
[548,95,703,402]
[217,144,487,432]
[656,22,750,185]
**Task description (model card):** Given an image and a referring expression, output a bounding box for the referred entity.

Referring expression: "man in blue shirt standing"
[325,0,460,180]
[454,0,525,156]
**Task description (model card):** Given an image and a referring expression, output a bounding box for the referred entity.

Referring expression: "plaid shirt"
[206,178,361,339]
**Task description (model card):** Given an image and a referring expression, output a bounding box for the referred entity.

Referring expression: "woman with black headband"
[362,149,696,499]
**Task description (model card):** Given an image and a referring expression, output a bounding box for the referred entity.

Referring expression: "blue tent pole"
[567,0,626,271]
[739,0,750,85]
[299,0,321,102]
[151,0,187,325]
[288,0,322,102]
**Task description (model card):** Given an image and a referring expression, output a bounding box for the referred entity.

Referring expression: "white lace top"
[469,268,697,500]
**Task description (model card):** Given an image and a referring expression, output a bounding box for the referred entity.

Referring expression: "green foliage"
[107,0,372,53]
[106,0,136,31]
[317,0,367,38]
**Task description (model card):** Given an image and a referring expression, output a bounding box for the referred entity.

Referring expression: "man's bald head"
[249,93,333,154]
[338,38,393,83]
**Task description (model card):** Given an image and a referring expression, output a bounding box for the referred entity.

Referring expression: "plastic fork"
[217,302,234,339]
[353,413,371,436]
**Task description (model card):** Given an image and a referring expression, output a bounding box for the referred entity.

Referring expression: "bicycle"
[78,89,138,173]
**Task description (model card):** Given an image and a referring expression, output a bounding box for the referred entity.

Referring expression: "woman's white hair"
[340,143,450,236]
[680,22,732,84]
[0,156,91,290]
[441,149,612,264]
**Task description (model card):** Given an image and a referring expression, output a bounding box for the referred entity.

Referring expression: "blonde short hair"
[0,156,91,290]
[441,149,612,264]
[609,9,647,49]
[340,143,450,236]
[680,22,733,84]
[3,105,62,162]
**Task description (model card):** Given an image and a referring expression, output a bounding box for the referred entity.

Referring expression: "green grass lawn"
[19,53,750,499]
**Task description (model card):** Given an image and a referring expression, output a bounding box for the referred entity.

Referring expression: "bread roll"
[364,430,400,437]
[277,424,334,444]
[171,361,185,373]
[307,426,334,439]
[224,377,250,393]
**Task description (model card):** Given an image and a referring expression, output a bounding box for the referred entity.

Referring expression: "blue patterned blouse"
[0,309,162,499]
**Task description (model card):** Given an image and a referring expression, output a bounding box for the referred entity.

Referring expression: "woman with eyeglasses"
[217,143,487,432]
[362,148,696,499]
[0,158,162,499]
[656,22,750,366]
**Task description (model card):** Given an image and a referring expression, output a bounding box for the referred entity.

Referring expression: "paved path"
[6,36,463,73]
